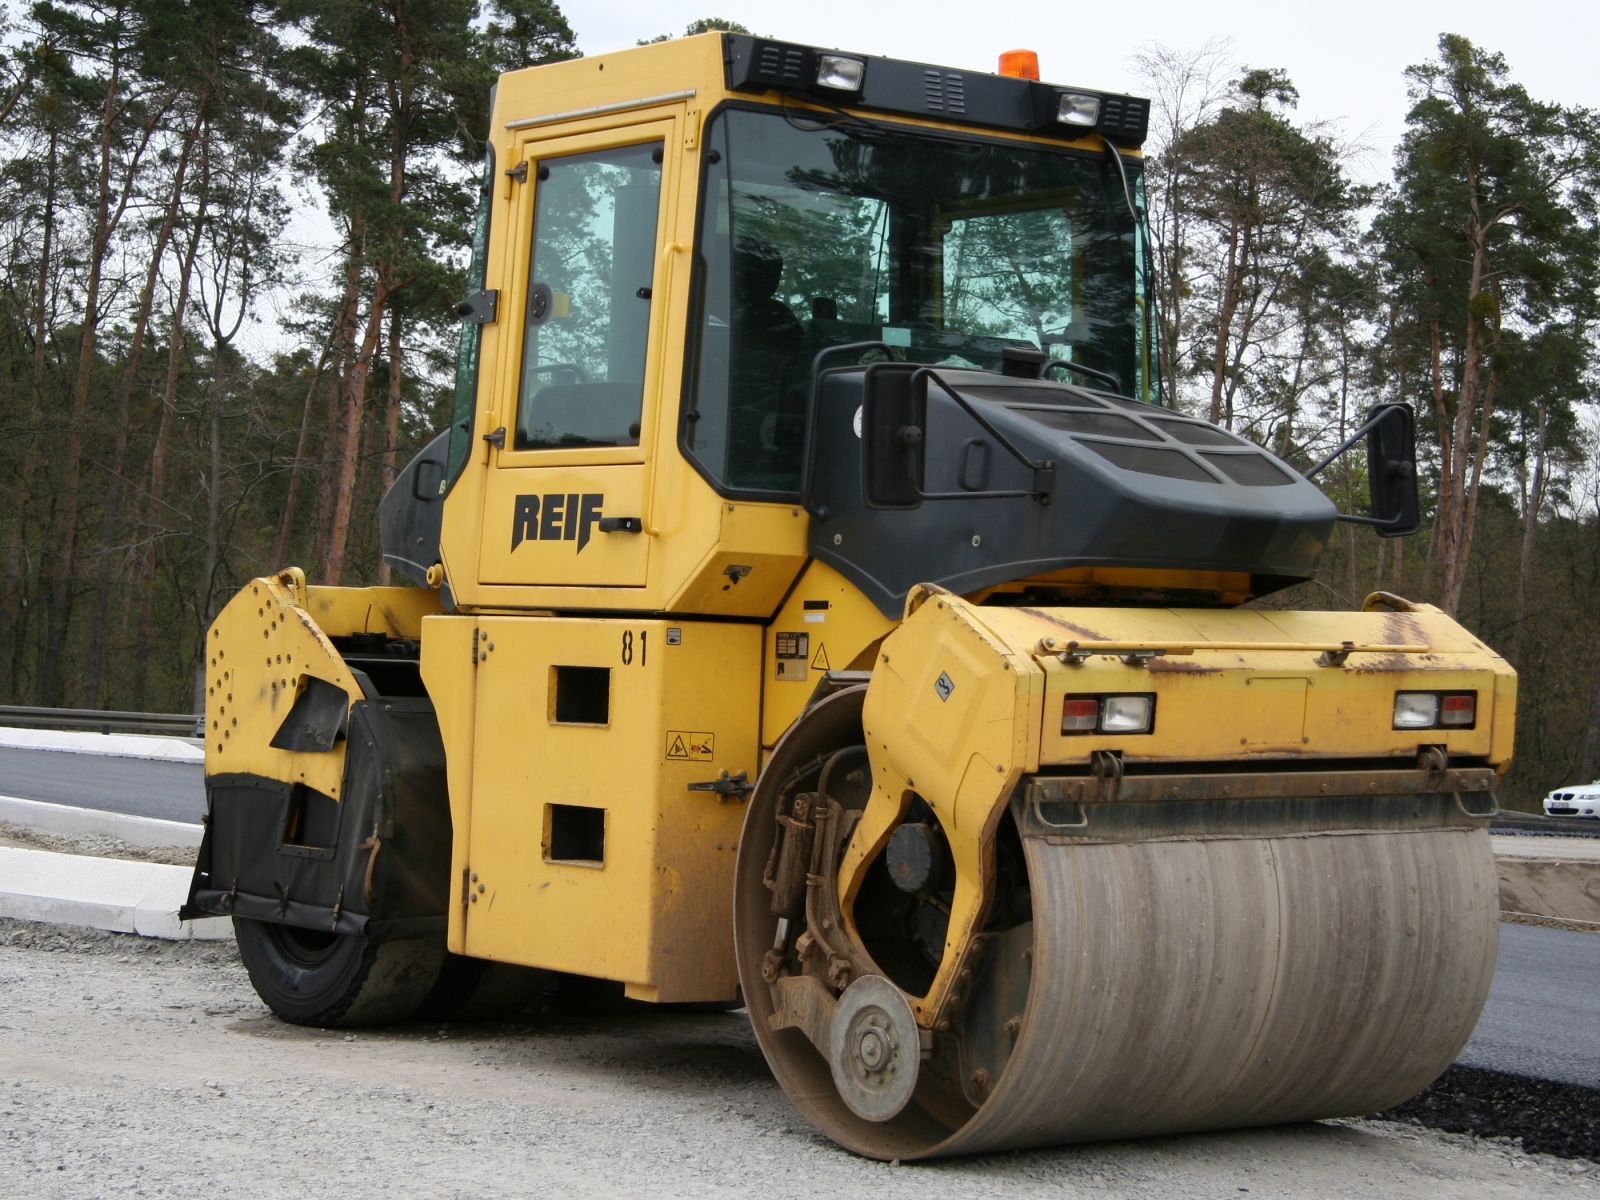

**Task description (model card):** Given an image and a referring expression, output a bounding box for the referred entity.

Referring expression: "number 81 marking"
[621,630,647,666]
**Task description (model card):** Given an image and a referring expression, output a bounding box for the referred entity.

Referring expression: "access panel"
[463,614,760,1002]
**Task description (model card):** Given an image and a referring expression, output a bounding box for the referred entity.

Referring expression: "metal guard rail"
[0,704,203,738]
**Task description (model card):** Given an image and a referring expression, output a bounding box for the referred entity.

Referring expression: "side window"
[516,141,664,450]
[445,148,494,487]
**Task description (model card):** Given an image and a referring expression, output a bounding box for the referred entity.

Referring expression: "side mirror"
[859,363,924,509]
[1366,403,1420,537]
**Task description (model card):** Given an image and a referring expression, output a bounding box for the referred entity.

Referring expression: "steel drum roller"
[734,687,1501,1161]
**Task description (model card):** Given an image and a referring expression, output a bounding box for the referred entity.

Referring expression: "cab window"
[516,141,664,450]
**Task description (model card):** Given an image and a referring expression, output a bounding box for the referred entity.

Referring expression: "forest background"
[0,2,1595,809]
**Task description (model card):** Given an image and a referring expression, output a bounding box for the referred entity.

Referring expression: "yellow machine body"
[197,32,1516,1159]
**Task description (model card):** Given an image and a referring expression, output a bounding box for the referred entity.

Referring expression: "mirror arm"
[912,369,1055,504]
[1303,411,1390,480]
[1336,512,1408,528]
[1043,358,1123,394]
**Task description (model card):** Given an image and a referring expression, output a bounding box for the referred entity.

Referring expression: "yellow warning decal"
[666,731,715,761]
[810,643,830,670]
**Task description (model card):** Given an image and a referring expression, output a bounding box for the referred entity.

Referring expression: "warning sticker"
[810,643,830,671]
[666,731,715,761]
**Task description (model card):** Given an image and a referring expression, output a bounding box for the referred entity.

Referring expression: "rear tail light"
[1061,695,1155,735]
[1062,698,1099,732]
[1393,691,1477,730]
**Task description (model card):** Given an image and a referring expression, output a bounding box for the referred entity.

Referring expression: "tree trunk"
[1337,323,1357,604]
[1208,217,1247,425]
[271,331,337,570]
[84,108,203,706]
[375,302,402,585]
[1433,204,1491,617]
[315,251,366,578]
[323,282,393,585]
[131,218,203,710]
[38,59,170,705]
[1509,402,1548,669]
[194,396,222,714]
[2,124,57,699]
[1580,655,1600,786]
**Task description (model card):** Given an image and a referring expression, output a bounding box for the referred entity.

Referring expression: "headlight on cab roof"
[1393,691,1476,731]
[1057,92,1101,127]
[815,54,866,93]
[1061,694,1155,735]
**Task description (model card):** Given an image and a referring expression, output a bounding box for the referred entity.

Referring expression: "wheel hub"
[829,975,920,1122]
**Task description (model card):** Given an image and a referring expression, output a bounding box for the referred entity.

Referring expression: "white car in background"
[1544,783,1600,817]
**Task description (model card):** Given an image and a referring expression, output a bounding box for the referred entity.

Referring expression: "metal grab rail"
[0,704,203,738]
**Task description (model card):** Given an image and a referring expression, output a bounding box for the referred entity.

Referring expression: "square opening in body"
[550,665,611,725]
[546,803,606,865]
[281,783,339,850]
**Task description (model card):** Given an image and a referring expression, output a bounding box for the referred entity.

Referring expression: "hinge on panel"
[454,289,498,324]
[461,866,471,908]
[505,161,528,185]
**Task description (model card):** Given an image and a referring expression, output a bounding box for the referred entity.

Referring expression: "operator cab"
[396,34,1347,618]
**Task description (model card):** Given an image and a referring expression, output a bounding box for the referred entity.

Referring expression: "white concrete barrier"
[0,846,229,940]
[0,795,204,848]
[0,725,204,764]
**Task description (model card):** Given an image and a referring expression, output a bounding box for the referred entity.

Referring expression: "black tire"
[234,917,447,1027]
[416,955,557,1022]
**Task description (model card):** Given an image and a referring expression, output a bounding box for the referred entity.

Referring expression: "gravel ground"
[0,821,193,866]
[1,919,1596,1199]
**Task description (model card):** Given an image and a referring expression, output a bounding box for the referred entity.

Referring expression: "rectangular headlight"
[1101,695,1153,733]
[1393,692,1440,729]
[815,54,865,92]
[1057,92,1101,127]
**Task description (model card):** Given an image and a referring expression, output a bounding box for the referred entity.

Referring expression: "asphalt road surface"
[0,746,204,824]
[1459,922,1600,1089]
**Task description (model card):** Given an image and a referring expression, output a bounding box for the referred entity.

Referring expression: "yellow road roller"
[184,32,1514,1159]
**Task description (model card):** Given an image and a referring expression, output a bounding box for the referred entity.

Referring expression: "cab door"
[477,121,675,589]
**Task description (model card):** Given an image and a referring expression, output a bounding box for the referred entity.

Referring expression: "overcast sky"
[260,0,1600,355]
[562,0,1600,183]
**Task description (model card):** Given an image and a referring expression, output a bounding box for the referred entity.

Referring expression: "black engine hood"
[805,368,1336,618]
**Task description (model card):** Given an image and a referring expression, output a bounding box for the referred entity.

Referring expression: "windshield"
[685,106,1155,496]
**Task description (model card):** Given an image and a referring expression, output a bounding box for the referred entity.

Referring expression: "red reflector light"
[1062,697,1099,733]
[1441,693,1476,726]
[998,49,1040,80]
